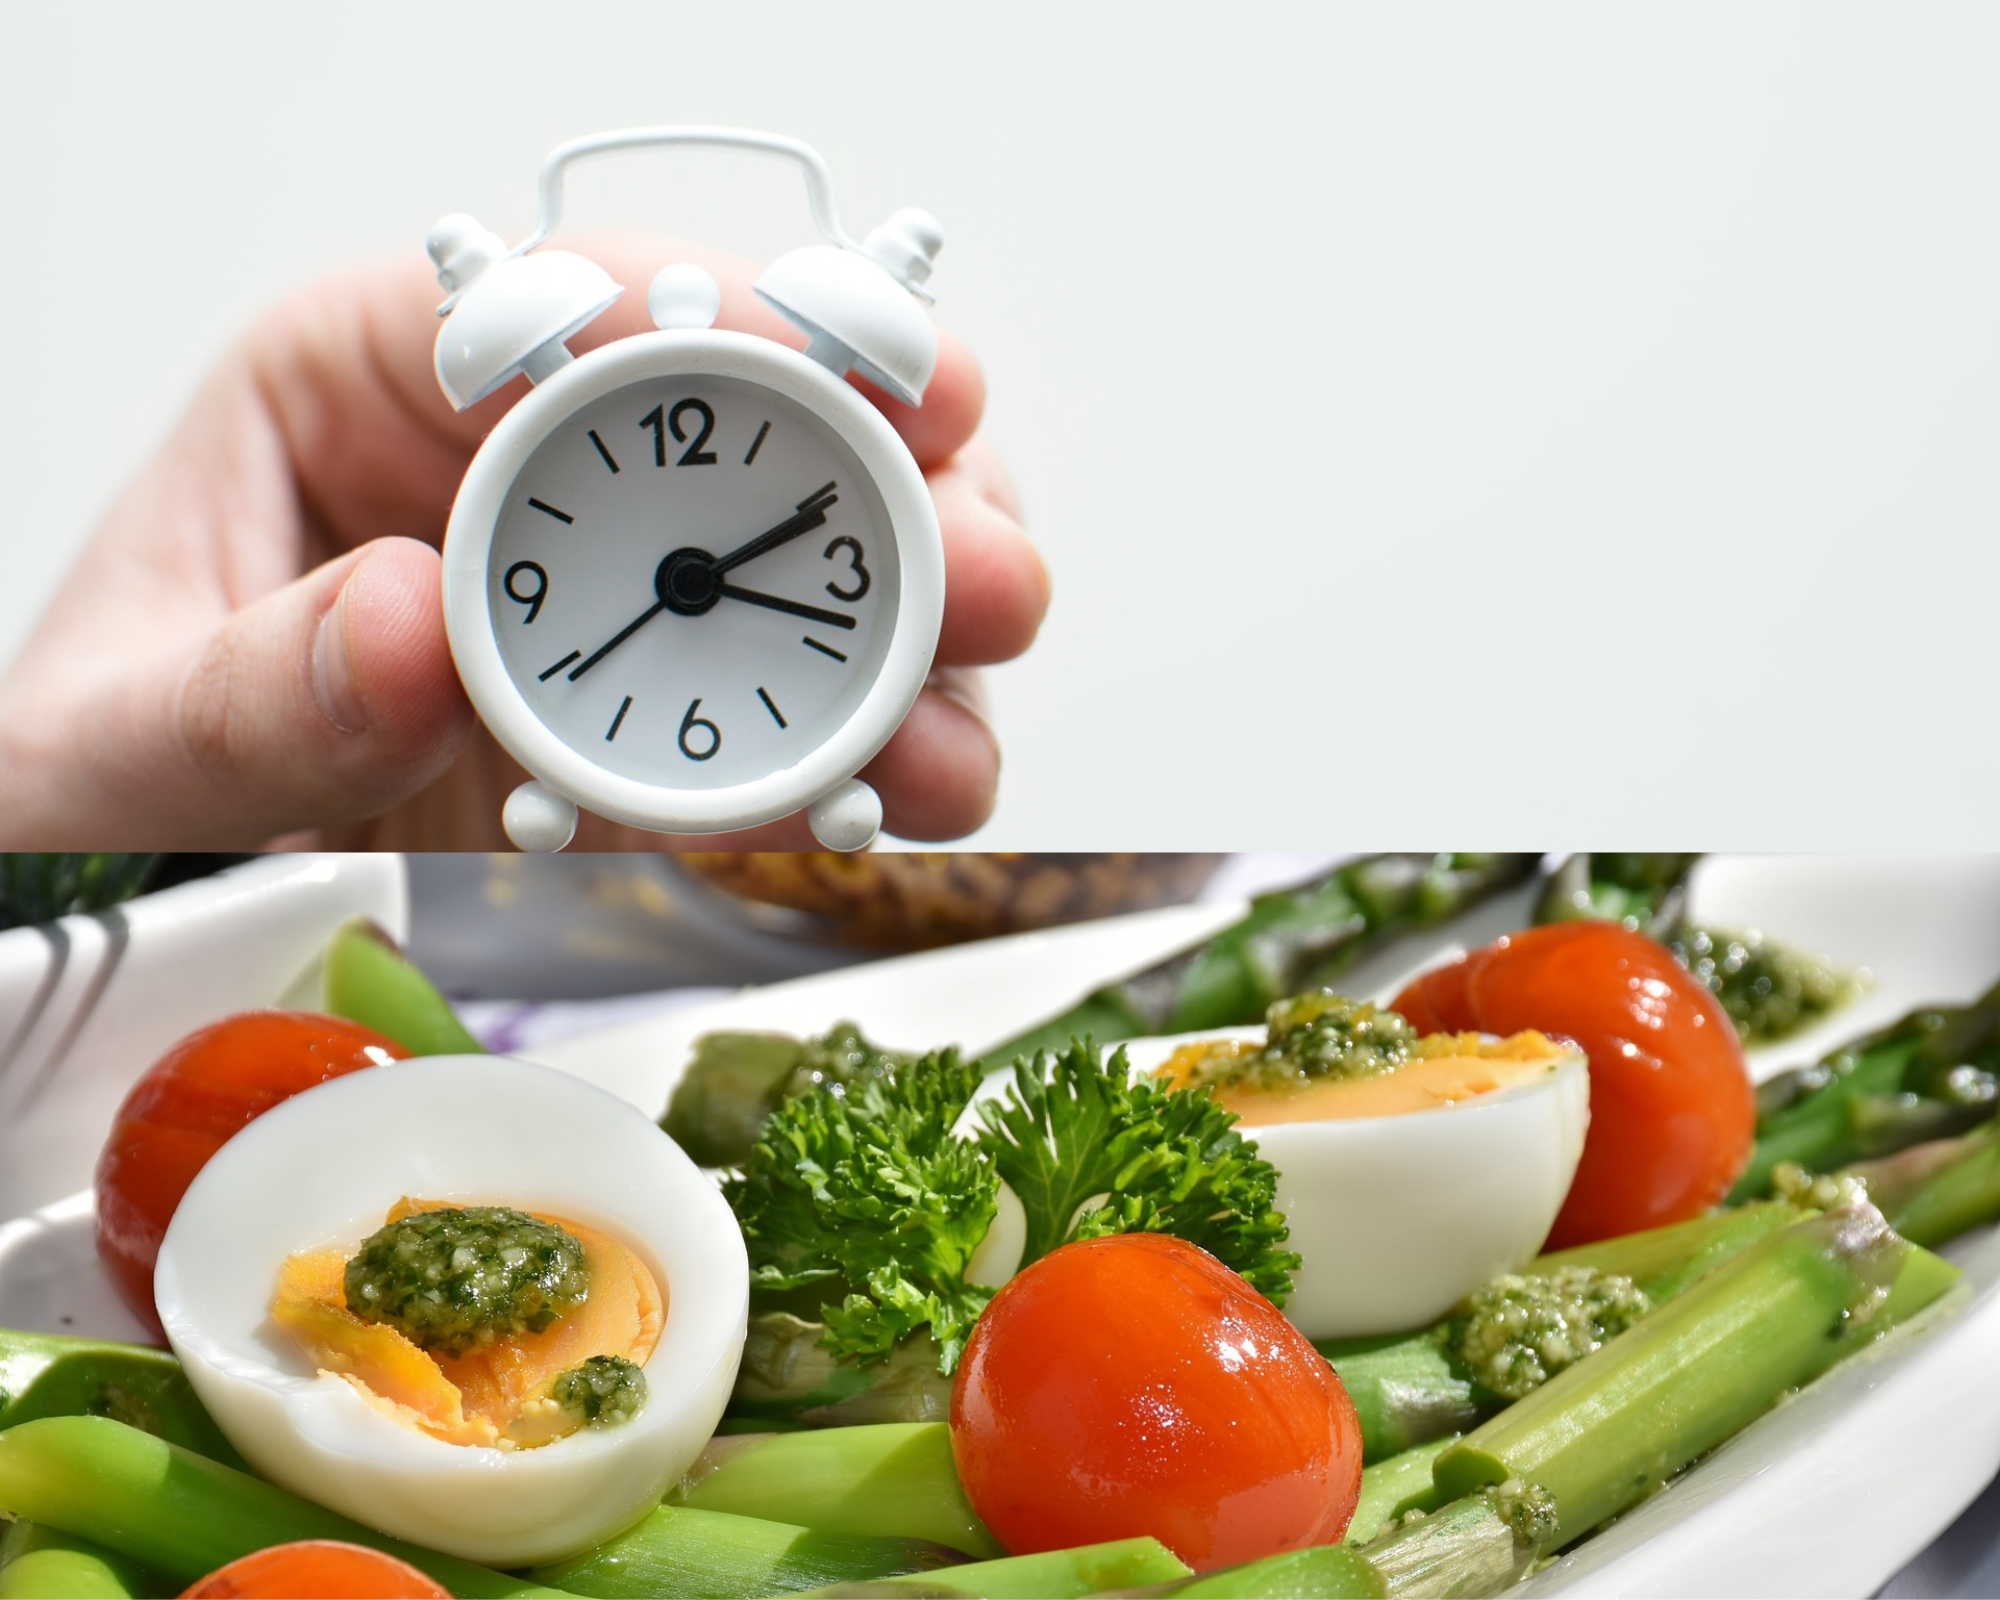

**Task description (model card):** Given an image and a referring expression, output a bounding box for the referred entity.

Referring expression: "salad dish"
[0,854,1998,1599]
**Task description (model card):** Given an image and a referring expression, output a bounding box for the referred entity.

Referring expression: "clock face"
[485,373,903,791]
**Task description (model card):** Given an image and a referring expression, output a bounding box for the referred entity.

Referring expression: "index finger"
[246,232,986,553]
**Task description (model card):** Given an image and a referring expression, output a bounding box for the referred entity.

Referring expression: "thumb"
[28,539,472,845]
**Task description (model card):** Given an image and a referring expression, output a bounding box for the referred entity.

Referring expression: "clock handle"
[504,781,580,853]
[808,779,883,853]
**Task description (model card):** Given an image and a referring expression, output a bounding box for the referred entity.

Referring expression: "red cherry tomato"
[179,1540,450,1598]
[96,1011,408,1336]
[950,1233,1362,1572]
[1391,920,1753,1249]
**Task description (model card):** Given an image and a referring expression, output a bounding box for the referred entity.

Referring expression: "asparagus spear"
[0,1522,161,1600]
[1423,1207,1950,1547]
[1345,1438,1459,1548]
[0,1327,243,1468]
[1355,1492,1536,1600]
[791,1537,1191,1597]
[1822,1120,2000,1249]
[669,1424,1003,1559]
[0,1415,567,1599]
[0,854,160,931]
[1732,978,2000,1200]
[1317,1201,1805,1461]
[525,1506,966,1600]
[320,918,486,1057]
[980,855,1540,1067]
[1105,1544,1386,1598]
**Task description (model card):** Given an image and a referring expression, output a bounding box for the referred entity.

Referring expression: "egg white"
[155,1054,748,1568]
[1112,1031,1590,1339]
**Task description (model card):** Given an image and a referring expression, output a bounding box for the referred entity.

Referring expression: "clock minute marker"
[606,695,633,741]
[743,421,771,465]
[527,497,575,524]
[588,430,620,473]
[802,637,849,663]
[757,686,787,728]
[538,650,582,681]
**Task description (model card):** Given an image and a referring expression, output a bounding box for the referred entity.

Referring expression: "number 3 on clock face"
[442,331,944,838]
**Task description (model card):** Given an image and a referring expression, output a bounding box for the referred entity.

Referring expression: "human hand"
[0,238,1046,848]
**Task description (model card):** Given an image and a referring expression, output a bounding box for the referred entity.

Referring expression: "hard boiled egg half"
[155,1054,747,1568]
[1119,1025,1589,1340]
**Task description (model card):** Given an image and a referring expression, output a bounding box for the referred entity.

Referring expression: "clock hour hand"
[712,582,858,631]
[710,482,839,575]
[567,598,667,681]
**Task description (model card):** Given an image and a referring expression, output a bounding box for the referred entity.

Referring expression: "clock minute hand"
[713,582,858,631]
[711,482,839,575]
[567,598,667,681]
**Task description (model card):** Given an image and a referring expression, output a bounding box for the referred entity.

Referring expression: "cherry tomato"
[950,1233,1362,1572]
[179,1540,450,1598]
[1391,920,1753,1248]
[96,1011,408,1336]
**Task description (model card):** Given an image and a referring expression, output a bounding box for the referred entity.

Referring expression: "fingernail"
[928,667,999,775]
[311,577,368,732]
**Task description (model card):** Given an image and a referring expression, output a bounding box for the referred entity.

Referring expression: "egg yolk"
[270,1198,663,1449]
[1157,1030,1567,1127]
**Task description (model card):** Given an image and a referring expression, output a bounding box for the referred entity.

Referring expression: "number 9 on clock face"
[485,372,902,791]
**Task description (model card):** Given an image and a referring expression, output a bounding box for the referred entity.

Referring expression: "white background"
[2,3,1996,845]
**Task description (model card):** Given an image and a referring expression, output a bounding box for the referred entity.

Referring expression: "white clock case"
[441,328,944,837]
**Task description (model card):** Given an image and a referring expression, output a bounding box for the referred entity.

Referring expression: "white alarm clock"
[426,128,947,852]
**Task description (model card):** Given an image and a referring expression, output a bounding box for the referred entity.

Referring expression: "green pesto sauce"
[549,1354,648,1428]
[343,1206,591,1358]
[784,1020,914,1103]
[1445,1265,1652,1402]
[1175,992,1421,1095]
[1672,926,1865,1046]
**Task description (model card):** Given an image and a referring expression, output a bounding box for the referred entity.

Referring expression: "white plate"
[3,854,1996,1596]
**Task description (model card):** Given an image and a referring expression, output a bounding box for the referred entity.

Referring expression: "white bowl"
[0,854,407,1220]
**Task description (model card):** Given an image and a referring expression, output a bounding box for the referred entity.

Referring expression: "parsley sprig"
[725,1038,1298,1373]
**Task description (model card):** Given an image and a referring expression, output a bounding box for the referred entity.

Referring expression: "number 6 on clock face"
[442,330,944,840]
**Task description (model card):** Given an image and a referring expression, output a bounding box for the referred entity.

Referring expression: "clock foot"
[808,779,881,852]
[503,781,579,852]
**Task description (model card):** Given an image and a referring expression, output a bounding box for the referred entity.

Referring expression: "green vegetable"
[344,1206,591,1357]
[0,1415,566,1598]
[525,1505,964,1600]
[982,854,1540,1067]
[792,1536,1191,1597]
[1345,1438,1458,1548]
[1733,978,2000,1200]
[1442,1265,1651,1402]
[0,1521,161,1600]
[727,1050,999,1374]
[727,1041,1293,1377]
[549,1355,647,1429]
[974,1040,1295,1300]
[1670,925,1865,1047]
[669,1423,1001,1559]
[730,1313,954,1428]
[1424,1206,1949,1548]
[1355,1491,1538,1599]
[1529,853,1701,942]
[664,1024,914,1168]
[1318,1202,1805,1461]
[0,855,161,931]
[322,918,486,1056]
[0,1327,242,1468]
[1119,1544,1386,1598]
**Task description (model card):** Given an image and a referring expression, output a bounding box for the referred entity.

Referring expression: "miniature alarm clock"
[426,127,947,852]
